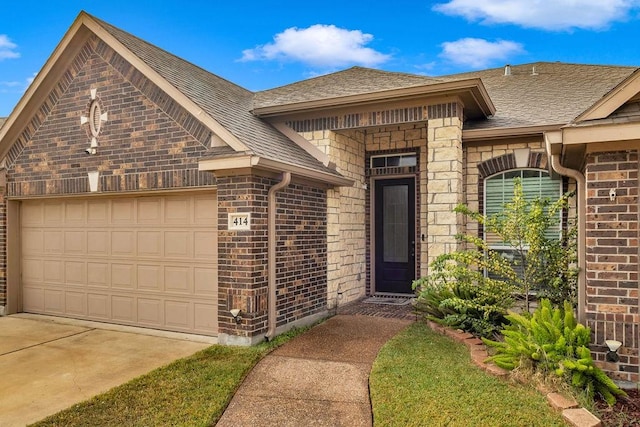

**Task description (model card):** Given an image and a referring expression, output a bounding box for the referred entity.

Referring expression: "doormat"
[362,296,414,306]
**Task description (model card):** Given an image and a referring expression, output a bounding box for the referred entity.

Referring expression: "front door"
[374,178,415,294]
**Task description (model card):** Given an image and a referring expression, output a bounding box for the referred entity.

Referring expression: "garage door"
[20,193,218,336]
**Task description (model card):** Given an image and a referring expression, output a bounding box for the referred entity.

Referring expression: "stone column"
[426,103,464,268]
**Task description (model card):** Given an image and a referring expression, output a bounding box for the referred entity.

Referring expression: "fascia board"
[575,68,640,122]
[463,124,564,141]
[198,155,353,187]
[254,79,495,119]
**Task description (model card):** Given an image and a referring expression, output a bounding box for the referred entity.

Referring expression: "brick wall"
[585,151,639,383]
[0,36,215,308]
[216,174,327,340]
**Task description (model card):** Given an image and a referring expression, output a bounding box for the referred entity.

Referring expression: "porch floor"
[336,296,418,321]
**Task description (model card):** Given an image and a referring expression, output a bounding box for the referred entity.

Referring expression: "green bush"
[483,299,626,405]
[413,266,514,338]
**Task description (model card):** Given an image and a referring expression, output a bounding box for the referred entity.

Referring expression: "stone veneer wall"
[216,175,327,342]
[584,151,639,384]
[299,130,367,307]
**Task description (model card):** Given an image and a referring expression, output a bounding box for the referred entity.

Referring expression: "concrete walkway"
[0,315,210,427]
[216,315,412,427]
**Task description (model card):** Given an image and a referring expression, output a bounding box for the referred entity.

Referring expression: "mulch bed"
[595,388,640,426]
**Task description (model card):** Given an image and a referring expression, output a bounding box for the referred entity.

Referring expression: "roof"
[255,62,637,132]
[89,14,342,178]
[254,67,444,109]
[442,62,637,130]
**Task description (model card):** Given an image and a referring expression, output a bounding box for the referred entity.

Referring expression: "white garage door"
[20,193,218,336]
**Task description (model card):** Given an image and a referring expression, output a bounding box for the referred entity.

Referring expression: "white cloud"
[240,24,390,67]
[439,38,524,68]
[434,0,639,31]
[0,35,19,60]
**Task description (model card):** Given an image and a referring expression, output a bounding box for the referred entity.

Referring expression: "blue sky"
[1,0,640,116]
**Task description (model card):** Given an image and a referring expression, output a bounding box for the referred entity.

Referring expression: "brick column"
[216,174,268,345]
[426,103,464,267]
[585,151,639,384]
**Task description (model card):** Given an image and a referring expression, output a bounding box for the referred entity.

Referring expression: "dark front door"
[374,178,415,294]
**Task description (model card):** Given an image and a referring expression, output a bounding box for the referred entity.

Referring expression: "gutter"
[546,136,587,324]
[265,172,291,340]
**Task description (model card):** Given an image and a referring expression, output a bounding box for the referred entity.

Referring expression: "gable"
[7,35,216,197]
[574,68,640,123]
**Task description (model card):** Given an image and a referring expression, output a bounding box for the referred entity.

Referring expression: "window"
[370,153,417,169]
[484,169,562,277]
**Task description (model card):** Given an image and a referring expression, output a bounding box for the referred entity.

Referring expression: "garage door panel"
[164,231,190,258]
[22,203,44,225]
[138,298,162,326]
[112,295,135,322]
[23,259,44,283]
[194,197,217,225]
[111,264,134,289]
[112,231,135,256]
[64,261,86,284]
[137,198,162,223]
[87,293,110,319]
[65,201,86,225]
[194,231,217,259]
[65,291,86,316]
[87,200,109,223]
[194,267,217,295]
[44,260,64,283]
[87,231,109,255]
[111,199,135,223]
[22,230,43,255]
[44,289,64,313]
[138,231,162,257]
[165,266,191,294]
[44,230,63,253]
[165,198,190,224]
[22,287,44,311]
[165,301,191,329]
[87,262,109,287]
[44,202,62,223]
[64,231,85,254]
[194,303,217,333]
[21,193,218,336]
[138,265,162,291]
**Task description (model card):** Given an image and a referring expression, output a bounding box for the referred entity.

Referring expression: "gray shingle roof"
[255,62,637,130]
[254,67,443,109]
[443,62,637,130]
[90,15,341,177]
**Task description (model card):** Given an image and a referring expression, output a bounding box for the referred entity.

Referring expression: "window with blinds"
[484,169,562,281]
[484,169,562,245]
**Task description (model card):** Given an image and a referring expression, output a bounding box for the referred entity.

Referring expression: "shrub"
[413,264,515,338]
[483,299,626,405]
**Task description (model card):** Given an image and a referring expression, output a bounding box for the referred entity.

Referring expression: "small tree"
[414,179,578,336]
[456,178,578,310]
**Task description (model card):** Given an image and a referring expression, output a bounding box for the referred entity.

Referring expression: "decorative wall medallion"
[80,88,107,155]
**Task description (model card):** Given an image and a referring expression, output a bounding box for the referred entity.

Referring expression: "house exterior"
[0,12,638,385]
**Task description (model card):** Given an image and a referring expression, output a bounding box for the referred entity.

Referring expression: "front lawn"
[31,332,297,427]
[370,322,566,427]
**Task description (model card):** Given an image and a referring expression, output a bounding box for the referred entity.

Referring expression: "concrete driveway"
[0,315,212,427]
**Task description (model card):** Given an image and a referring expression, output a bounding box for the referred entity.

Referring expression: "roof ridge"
[88,12,254,96]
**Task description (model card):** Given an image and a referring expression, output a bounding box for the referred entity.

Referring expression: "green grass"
[31,330,302,427]
[370,322,567,427]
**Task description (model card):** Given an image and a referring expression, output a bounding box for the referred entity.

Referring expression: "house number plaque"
[228,213,251,230]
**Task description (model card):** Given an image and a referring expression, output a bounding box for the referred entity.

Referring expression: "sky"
[1,0,640,116]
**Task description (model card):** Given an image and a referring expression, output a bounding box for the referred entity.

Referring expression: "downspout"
[265,172,291,340]
[547,146,587,324]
